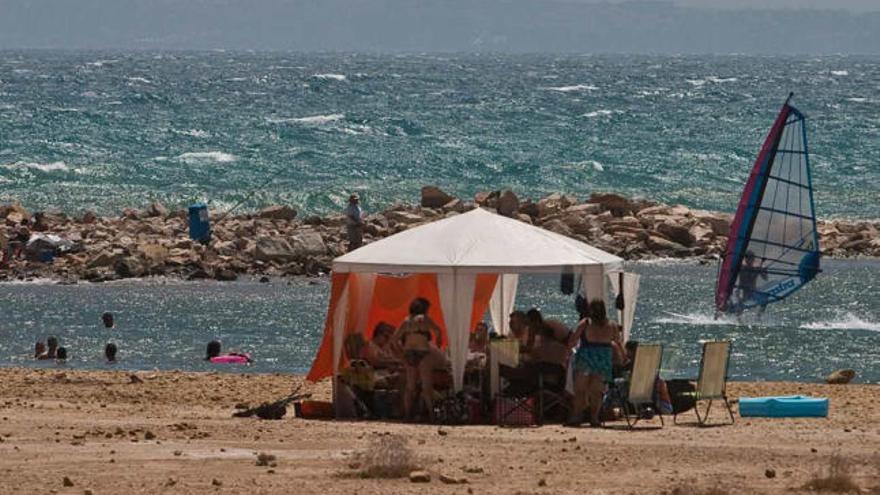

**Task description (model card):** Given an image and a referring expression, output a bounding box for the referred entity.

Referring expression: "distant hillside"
[0,0,878,54]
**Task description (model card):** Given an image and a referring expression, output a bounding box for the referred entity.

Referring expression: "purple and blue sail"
[715,94,821,314]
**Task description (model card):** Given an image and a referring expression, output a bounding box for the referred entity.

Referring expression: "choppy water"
[1,52,878,219]
[1,260,878,383]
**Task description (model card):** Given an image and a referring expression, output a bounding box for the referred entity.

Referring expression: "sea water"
[1,260,877,383]
[1,52,878,381]
[0,52,878,219]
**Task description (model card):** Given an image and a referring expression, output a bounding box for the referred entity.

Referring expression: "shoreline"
[2,186,878,283]
[0,367,878,494]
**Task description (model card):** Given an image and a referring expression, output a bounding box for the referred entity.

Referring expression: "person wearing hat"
[344,193,364,251]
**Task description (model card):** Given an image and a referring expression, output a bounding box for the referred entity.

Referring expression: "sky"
[0,0,878,53]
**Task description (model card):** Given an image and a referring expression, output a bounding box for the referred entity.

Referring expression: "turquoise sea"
[0,52,878,381]
[1,52,878,218]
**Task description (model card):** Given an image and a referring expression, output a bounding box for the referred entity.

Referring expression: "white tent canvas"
[325,207,625,393]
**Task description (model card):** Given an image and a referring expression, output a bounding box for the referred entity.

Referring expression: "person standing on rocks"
[344,193,364,252]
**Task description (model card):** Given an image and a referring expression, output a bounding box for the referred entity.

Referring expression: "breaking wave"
[801,313,880,332]
[582,109,619,118]
[654,311,739,326]
[312,73,346,81]
[268,113,345,125]
[2,161,70,172]
[177,151,237,164]
[543,84,598,92]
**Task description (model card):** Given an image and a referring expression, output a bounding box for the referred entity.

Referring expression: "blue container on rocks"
[188,204,211,244]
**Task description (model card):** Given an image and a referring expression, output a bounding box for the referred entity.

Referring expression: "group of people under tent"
[337,294,673,426]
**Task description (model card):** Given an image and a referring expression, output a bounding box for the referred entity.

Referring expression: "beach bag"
[667,379,697,414]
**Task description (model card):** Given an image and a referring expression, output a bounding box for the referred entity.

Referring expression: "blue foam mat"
[738,395,828,418]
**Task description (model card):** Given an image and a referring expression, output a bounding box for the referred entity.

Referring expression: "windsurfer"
[736,251,768,312]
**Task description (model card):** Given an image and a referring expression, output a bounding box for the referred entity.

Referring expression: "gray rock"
[254,238,297,262]
[290,232,328,257]
[646,235,689,254]
[386,211,423,225]
[588,192,635,217]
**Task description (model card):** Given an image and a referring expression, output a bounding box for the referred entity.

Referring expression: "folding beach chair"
[674,340,735,426]
[608,343,664,429]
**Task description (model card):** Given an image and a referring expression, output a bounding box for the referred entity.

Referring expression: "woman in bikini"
[392,297,447,421]
[568,299,623,427]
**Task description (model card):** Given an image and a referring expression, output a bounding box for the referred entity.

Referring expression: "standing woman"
[568,299,621,427]
[392,297,447,421]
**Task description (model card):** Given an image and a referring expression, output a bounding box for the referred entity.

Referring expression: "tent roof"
[333,207,623,274]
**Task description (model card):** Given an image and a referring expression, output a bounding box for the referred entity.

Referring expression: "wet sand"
[0,367,877,494]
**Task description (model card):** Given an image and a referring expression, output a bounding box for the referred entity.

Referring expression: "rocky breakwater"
[1,187,878,283]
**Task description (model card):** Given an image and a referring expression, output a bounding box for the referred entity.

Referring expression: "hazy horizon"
[1,0,879,54]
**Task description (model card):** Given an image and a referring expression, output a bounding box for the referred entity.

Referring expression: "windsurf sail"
[715,93,820,314]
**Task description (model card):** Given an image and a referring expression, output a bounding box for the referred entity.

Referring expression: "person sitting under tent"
[509,311,530,353]
[528,319,571,368]
[469,321,489,354]
[392,297,448,421]
[362,322,402,370]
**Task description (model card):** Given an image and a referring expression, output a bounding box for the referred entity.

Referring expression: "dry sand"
[0,367,877,494]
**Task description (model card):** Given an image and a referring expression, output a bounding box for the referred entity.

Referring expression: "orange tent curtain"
[306,272,498,382]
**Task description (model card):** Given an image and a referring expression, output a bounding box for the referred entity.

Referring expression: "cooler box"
[188,204,211,243]
[739,395,828,418]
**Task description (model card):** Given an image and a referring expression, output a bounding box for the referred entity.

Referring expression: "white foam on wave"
[2,161,70,172]
[126,76,152,84]
[268,113,345,125]
[582,109,620,118]
[177,151,237,164]
[801,313,880,332]
[179,129,210,138]
[654,311,739,326]
[686,79,706,87]
[85,59,118,68]
[707,76,738,83]
[565,160,604,172]
[312,73,347,81]
[846,97,870,103]
[831,70,849,76]
[543,84,598,92]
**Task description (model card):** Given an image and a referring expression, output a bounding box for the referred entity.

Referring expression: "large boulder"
[254,238,297,263]
[542,219,573,237]
[537,193,576,217]
[421,186,455,208]
[386,211,424,225]
[496,190,519,217]
[290,232,327,257]
[657,222,696,247]
[518,200,540,218]
[114,256,145,278]
[825,369,856,384]
[86,250,123,269]
[145,202,169,218]
[258,205,297,221]
[1,203,31,223]
[588,193,635,217]
[138,243,169,265]
[645,235,689,255]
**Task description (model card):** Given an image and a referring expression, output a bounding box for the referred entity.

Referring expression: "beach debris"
[439,474,468,485]
[825,369,856,384]
[803,455,860,493]
[462,466,484,474]
[352,434,420,479]
[62,477,74,487]
[538,478,548,487]
[232,386,310,420]
[408,471,431,483]
[144,431,156,440]
[256,453,277,466]
[128,374,143,384]
[765,468,776,479]
[211,478,222,486]
[84,489,94,495]
[437,428,448,436]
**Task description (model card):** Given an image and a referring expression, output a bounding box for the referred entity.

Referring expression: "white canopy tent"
[325,207,631,393]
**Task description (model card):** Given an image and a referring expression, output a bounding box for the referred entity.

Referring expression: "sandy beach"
[0,367,877,494]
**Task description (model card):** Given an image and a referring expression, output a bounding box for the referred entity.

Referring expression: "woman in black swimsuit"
[393,297,447,421]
